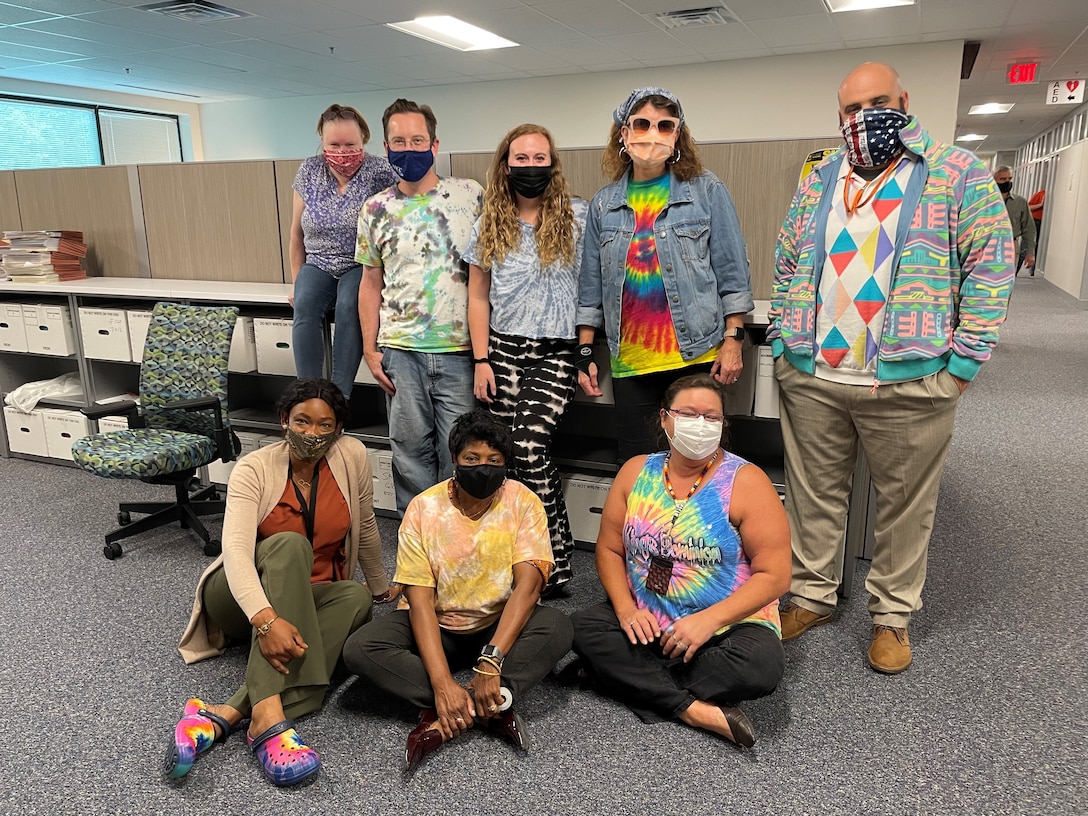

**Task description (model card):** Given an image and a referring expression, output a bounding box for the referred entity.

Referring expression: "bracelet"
[255,616,278,637]
[476,655,504,672]
[472,666,501,677]
[472,357,490,365]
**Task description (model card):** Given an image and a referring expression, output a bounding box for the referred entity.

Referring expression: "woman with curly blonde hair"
[464,123,588,593]
[577,87,753,462]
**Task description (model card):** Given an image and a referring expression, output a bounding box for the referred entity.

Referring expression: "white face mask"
[666,415,723,461]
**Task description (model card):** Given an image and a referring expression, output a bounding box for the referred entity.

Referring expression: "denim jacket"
[576,169,753,361]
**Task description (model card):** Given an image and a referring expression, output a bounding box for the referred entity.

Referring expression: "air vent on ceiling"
[653,6,738,29]
[136,1,250,23]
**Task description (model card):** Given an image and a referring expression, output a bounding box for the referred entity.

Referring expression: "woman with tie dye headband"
[576,87,754,462]
[569,374,788,748]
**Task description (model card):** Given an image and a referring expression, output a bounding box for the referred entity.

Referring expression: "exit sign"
[1007,62,1039,84]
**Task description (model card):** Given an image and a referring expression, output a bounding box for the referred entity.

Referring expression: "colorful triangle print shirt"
[623,452,781,636]
[614,173,716,377]
[815,155,913,384]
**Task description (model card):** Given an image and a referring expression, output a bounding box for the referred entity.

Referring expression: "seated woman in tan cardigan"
[171,378,396,786]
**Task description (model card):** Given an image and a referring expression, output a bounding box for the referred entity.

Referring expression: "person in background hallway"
[465,123,589,595]
[290,105,397,398]
[1028,188,1045,276]
[570,374,788,749]
[577,86,753,462]
[171,379,396,786]
[993,166,1035,273]
[343,409,573,774]
[770,62,1014,674]
[357,98,483,515]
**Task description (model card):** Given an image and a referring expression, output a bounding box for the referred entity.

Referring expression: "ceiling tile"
[469,6,576,44]
[17,15,183,50]
[0,35,85,61]
[747,14,842,48]
[323,24,437,59]
[8,0,111,14]
[715,0,829,23]
[220,0,378,30]
[0,4,59,26]
[921,1,1017,34]
[74,6,244,44]
[532,35,631,66]
[1007,0,1088,26]
[663,23,767,54]
[470,43,573,70]
[832,6,921,41]
[529,1,657,37]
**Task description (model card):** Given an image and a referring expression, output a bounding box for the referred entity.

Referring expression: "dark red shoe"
[404,709,443,774]
[486,709,529,752]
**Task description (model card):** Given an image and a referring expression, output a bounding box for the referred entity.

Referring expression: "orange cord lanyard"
[843,157,901,216]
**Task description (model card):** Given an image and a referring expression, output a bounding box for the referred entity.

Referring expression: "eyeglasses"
[627,117,680,136]
[666,407,724,423]
[387,136,432,150]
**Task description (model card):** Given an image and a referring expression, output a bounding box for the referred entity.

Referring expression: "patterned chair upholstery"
[72,302,241,560]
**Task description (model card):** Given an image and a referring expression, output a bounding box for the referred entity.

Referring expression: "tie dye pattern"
[623,452,780,635]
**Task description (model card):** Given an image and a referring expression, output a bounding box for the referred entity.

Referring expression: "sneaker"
[868,625,912,674]
[779,600,833,642]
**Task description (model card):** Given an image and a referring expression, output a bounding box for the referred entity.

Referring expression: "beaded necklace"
[663,450,718,526]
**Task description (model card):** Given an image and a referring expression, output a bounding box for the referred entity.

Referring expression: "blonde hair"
[601,94,703,182]
[475,124,577,269]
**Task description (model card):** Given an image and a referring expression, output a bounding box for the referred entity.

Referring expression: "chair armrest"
[164,396,239,464]
[81,401,140,420]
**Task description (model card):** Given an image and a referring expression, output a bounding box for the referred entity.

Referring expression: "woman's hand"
[577,366,603,397]
[620,606,661,646]
[468,667,504,718]
[257,618,307,674]
[374,583,402,604]
[711,343,743,385]
[432,678,475,740]
[660,611,718,663]
[473,363,496,403]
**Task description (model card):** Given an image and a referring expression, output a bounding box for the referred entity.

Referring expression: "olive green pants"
[201,531,373,719]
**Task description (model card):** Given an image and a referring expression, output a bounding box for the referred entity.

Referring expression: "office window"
[0,96,182,170]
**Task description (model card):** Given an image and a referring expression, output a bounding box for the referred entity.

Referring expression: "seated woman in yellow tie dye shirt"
[342,409,573,774]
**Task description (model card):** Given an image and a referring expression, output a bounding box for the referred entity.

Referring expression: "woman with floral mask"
[171,378,397,786]
[464,124,588,595]
[289,105,397,398]
[569,373,789,748]
[577,87,754,462]
[343,408,573,775]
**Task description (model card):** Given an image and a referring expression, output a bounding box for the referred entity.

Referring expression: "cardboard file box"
[23,304,76,356]
[572,342,615,405]
[41,408,91,461]
[4,406,48,456]
[369,447,396,512]
[752,345,780,419]
[206,430,266,484]
[253,318,296,376]
[79,308,132,362]
[126,310,152,363]
[229,316,258,373]
[96,415,131,433]
[563,473,612,545]
[0,303,28,352]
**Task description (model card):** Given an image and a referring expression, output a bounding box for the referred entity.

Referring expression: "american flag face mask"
[839,107,908,168]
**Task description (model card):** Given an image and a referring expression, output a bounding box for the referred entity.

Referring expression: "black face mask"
[455,463,507,500]
[997,181,1013,194]
[507,165,552,199]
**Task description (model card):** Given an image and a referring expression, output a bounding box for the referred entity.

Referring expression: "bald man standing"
[768,63,1014,673]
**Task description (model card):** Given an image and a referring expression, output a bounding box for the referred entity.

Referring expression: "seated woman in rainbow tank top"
[570,373,789,748]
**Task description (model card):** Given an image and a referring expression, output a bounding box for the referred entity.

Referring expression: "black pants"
[612,364,713,463]
[571,602,784,723]
[343,606,573,709]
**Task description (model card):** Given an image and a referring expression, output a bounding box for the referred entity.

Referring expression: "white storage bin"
[40,408,91,461]
[23,303,76,356]
[563,473,612,545]
[752,345,780,419]
[96,415,131,433]
[572,341,615,405]
[369,447,396,511]
[0,303,28,352]
[253,318,296,376]
[4,406,49,456]
[79,308,131,362]
[229,316,258,373]
[126,310,152,362]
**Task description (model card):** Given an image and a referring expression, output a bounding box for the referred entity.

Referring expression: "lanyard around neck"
[288,461,320,544]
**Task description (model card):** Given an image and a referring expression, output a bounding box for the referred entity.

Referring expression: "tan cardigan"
[177,436,390,664]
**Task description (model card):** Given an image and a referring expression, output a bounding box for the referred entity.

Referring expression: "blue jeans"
[381,347,475,514]
[292,263,363,398]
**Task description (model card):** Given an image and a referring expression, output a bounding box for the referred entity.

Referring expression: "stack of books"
[0,230,88,283]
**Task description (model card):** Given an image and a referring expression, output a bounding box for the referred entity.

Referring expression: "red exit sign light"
[1007,62,1039,84]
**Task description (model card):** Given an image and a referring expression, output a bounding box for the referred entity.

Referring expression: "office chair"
[72,302,241,560]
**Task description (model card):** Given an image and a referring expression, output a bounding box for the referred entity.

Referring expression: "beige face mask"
[625,137,674,166]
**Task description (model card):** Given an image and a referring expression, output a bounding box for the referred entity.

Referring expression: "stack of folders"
[0,230,88,284]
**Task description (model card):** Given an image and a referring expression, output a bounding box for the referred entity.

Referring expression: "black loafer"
[720,706,756,749]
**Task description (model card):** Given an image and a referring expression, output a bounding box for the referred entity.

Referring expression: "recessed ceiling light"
[969,103,1015,115]
[823,0,915,11]
[956,134,987,142]
[386,16,518,51]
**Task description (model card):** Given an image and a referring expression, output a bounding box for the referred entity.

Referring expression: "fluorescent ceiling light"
[956,134,987,142]
[386,16,518,51]
[968,103,1015,115]
[824,0,915,11]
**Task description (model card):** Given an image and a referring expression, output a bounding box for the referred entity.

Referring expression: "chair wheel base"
[103,541,123,560]
[118,511,131,525]
[203,539,222,557]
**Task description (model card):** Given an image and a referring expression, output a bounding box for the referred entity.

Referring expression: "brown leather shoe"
[720,706,756,749]
[485,709,530,752]
[404,709,444,774]
[867,625,912,674]
[779,600,833,642]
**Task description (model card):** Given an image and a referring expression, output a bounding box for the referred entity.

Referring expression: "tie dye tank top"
[623,451,781,636]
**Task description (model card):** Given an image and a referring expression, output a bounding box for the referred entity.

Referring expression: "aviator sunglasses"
[626,116,680,135]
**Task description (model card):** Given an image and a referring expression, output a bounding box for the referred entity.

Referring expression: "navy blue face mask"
[388,148,435,182]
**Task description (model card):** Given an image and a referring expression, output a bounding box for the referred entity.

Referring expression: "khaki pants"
[776,358,960,628]
[201,531,373,718]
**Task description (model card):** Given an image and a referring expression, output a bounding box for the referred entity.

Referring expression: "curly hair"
[601,94,704,182]
[275,378,350,427]
[474,124,577,269]
[448,408,514,461]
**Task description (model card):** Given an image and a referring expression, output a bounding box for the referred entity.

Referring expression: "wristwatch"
[726,326,745,341]
[479,644,505,666]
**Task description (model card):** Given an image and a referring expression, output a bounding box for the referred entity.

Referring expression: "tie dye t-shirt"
[623,451,780,636]
[356,177,483,352]
[614,173,717,377]
[394,479,554,632]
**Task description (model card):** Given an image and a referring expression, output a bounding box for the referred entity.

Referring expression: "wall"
[1043,140,1088,304]
[198,41,962,160]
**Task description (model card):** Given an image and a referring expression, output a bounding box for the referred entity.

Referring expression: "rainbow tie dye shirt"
[623,451,781,636]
